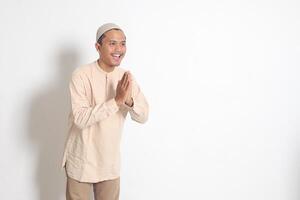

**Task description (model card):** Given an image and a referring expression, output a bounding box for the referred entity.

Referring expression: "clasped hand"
[115,71,133,107]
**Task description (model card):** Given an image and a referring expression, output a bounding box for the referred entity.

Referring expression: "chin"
[110,63,120,67]
[111,61,122,67]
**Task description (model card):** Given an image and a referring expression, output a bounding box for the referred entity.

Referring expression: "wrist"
[114,97,123,107]
[125,98,134,107]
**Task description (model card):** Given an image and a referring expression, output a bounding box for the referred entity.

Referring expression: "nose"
[115,43,124,52]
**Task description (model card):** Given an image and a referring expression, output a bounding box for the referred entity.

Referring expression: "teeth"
[112,54,121,58]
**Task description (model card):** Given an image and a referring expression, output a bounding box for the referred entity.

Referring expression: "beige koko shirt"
[61,61,149,183]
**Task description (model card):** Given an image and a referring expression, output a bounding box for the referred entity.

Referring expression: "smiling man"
[61,23,149,200]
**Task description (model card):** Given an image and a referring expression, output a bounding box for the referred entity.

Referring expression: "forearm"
[72,98,119,129]
[126,95,149,123]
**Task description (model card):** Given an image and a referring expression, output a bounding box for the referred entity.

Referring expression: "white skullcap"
[96,23,122,42]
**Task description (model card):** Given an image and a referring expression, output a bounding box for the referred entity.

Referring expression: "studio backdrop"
[0,0,299,199]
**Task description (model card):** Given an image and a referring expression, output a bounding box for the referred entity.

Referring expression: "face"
[96,29,126,68]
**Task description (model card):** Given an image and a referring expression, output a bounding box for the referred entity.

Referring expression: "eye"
[109,41,116,46]
[122,42,126,46]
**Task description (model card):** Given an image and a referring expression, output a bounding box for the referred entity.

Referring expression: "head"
[95,23,126,69]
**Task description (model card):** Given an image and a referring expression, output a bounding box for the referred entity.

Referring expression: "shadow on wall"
[28,46,79,200]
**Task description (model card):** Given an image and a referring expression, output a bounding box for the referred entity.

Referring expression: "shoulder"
[69,62,96,87]
[72,62,95,77]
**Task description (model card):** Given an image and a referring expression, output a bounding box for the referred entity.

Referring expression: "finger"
[126,76,131,87]
[126,71,132,80]
[127,72,133,82]
[124,79,130,91]
[128,85,132,97]
[127,82,132,96]
[116,81,120,89]
[120,72,127,85]
[122,73,129,88]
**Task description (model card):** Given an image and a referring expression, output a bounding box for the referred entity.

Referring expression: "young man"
[61,23,149,200]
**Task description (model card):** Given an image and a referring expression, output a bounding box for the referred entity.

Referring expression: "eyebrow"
[108,39,126,42]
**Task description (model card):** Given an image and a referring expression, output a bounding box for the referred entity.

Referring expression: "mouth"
[111,53,123,61]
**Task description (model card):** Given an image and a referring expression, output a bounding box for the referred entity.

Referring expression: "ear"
[95,43,101,53]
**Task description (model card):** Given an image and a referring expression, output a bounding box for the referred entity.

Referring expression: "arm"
[70,72,119,129]
[124,77,149,124]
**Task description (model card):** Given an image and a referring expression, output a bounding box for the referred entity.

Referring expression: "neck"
[97,59,115,73]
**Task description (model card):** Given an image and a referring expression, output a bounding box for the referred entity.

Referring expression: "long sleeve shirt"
[61,61,149,183]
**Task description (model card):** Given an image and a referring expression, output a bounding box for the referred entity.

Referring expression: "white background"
[0,0,300,199]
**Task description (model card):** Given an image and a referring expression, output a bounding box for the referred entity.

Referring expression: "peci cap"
[96,23,122,43]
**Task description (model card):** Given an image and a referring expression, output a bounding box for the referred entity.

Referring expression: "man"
[61,23,149,200]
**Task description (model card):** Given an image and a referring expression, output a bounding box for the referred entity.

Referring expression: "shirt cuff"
[123,98,134,110]
[106,98,120,112]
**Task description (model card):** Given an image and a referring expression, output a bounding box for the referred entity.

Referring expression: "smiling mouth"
[112,53,122,59]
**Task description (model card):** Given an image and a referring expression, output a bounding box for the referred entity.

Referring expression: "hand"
[115,71,132,106]
[125,72,133,107]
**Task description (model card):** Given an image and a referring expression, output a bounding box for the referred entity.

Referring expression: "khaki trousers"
[66,176,120,200]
